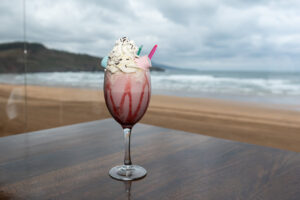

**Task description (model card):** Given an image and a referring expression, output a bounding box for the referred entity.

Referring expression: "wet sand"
[1,84,300,152]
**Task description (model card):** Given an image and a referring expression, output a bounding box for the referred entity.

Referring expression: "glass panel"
[0,1,26,137]
[22,1,110,133]
[1,1,299,153]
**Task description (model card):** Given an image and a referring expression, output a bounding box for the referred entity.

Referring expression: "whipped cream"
[107,37,141,73]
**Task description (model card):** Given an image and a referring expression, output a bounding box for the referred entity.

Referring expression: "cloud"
[0,0,300,70]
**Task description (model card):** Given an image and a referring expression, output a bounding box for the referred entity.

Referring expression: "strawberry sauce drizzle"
[105,72,150,126]
[132,73,150,120]
[119,79,132,122]
[106,82,118,115]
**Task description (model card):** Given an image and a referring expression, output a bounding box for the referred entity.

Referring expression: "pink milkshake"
[103,37,156,181]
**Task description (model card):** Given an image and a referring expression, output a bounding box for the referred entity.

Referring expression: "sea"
[1,69,300,107]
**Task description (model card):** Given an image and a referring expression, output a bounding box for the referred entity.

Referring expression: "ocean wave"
[151,74,300,96]
[1,72,300,97]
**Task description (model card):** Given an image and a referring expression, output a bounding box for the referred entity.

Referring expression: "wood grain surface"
[0,119,299,200]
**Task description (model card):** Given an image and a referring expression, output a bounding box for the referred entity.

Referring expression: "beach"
[1,83,300,152]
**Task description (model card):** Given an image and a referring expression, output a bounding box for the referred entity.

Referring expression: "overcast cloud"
[1,0,300,70]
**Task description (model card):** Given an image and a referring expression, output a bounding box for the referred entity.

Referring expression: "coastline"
[2,70,300,107]
[1,83,300,152]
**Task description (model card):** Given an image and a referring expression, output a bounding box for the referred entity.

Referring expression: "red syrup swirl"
[104,70,151,128]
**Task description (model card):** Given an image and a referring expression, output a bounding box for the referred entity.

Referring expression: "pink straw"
[148,44,158,60]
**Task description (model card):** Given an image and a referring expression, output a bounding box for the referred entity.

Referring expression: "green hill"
[0,42,164,73]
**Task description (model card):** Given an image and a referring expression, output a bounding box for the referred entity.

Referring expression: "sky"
[1,0,300,71]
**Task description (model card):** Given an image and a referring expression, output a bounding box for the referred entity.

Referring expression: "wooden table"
[0,119,299,200]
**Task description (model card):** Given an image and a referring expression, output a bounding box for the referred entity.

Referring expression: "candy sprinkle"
[101,56,108,68]
[137,45,143,56]
[148,45,157,60]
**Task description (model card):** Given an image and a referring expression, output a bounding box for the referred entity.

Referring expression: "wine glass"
[104,62,151,181]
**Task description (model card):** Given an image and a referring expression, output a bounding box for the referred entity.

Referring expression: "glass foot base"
[109,165,147,181]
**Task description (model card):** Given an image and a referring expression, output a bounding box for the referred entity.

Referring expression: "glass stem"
[123,128,132,165]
